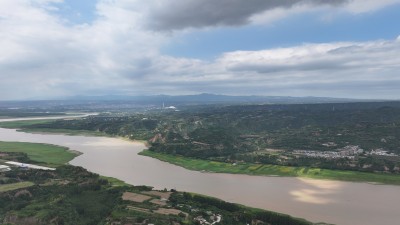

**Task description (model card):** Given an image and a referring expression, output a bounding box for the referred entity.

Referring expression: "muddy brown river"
[1,117,400,225]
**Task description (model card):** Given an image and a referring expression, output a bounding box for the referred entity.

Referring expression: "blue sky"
[51,0,97,25]
[0,0,400,100]
[163,4,400,59]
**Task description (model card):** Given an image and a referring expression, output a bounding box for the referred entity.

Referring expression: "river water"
[1,118,400,225]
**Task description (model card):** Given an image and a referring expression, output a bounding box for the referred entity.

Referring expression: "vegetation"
[0,120,54,128]
[0,182,34,192]
[0,141,78,167]
[0,166,121,225]
[140,150,400,185]
[169,192,313,225]
[0,166,316,225]
[0,120,105,137]
[100,176,130,187]
[4,102,400,182]
[0,142,316,225]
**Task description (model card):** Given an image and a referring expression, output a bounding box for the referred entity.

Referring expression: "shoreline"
[139,150,400,186]
[1,117,400,186]
[2,120,400,225]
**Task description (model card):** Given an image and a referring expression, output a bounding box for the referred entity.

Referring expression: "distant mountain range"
[65,93,377,104]
[0,94,394,110]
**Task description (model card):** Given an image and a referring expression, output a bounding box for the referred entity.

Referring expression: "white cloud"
[206,39,400,98]
[148,38,400,98]
[0,0,399,100]
[0,0,165,99]
[344,0,400,13]
[112,38,400,99]
[249,4,311,25]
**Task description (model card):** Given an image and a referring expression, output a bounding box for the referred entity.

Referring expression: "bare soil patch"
[142,191,172,199]
[122,192,152,203]
[150,198,167,206]
[154,208,185,216]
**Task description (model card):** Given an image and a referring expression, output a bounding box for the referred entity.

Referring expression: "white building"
[0,165,11,172]
[5,161,55,171]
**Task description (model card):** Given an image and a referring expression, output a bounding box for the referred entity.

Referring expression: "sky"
[0,0,400,100]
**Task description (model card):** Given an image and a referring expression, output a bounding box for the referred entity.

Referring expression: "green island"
[0,141,318,225]
[0,141,78,167]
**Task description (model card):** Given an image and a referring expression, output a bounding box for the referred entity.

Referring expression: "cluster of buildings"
[194,213,222,225]
[338,145,364,156]
[293,145,364,159]
[293,150,349,159]
[368,149,399,157]
[175,204,222,225]
[293,145,400,159]
[162,103,179,111]
[0,164,11,172]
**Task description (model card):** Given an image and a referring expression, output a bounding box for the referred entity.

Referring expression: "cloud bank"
[145,0,347,31]
[143,0,400,31]
[0,0,399,100]
[131,39,400,98]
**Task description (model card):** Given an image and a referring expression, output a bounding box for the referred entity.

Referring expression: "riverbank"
[0,119,107,137]
[139,150,400,185]
[0,141,316,225]
[3,119,400,185]
[2,121,400,224]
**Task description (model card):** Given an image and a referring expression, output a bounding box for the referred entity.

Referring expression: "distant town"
[293,145,398,159]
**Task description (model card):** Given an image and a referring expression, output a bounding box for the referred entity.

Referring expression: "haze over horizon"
[1,0,400,100]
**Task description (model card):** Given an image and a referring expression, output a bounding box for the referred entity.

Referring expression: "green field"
[140,150,400,185]
[100,176,130,187]
[0,141,78,167]
[0,181,34,192]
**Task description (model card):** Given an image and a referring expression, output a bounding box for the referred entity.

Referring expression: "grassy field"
[0,141,78,167]
[100,176,130,187]
[140,150,400,185]
[0,181,34,192]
